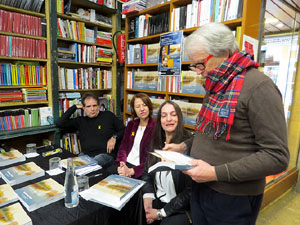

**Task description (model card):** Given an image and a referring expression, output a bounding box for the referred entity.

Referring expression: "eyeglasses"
[189,54,213,71]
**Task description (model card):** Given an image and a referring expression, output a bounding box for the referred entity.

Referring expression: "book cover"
[38,106,54,125]
[15,178,64,212]
[0,149,25,167]
[181,71,206,95]
[0,203,32,225]
[148,149,195,172]
[81,174,145,210]
[59,155,100,175]
[0,162,45,186]
[146,43,159,63]
[0,184,18,208]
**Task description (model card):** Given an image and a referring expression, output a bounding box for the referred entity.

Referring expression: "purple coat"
[116,117,156,178]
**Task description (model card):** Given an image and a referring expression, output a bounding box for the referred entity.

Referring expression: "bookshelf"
[54,0,117,116]
[123,0,262,128]
[0,0,58,147]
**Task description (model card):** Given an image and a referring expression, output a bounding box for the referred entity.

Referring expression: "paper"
[46,168,65,176]
[24,152,40,158]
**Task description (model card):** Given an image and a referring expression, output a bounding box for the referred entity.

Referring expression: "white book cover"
[39,106,54,126]
[0,149,25,167]
[0,184,18,208]
[0,203,32,225]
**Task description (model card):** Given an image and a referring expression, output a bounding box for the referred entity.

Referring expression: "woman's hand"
[145,208,158,223]
[143,198,154,224]
[117,161,134,177]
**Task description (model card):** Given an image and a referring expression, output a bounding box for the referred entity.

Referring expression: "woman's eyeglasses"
[189,54,213,71]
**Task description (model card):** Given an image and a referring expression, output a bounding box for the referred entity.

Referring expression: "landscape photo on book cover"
[92,175,141,200]
[0,149,25,166]
[0,184,18,207]
[0,203,31,225]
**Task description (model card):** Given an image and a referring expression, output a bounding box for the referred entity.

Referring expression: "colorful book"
[148,149,195,172]
[0,149,26,167]
[0,162,45,186]
[15,178,64,212]
[80,174,145,210]
[0,184,18,208]
[0,203,32,225]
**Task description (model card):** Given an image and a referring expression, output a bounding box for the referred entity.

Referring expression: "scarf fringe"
[196,118,228,140]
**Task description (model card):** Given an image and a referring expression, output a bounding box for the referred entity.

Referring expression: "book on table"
[0,149,26,167]
[148,149,195,172]
[0,202,32,225]
[15,178,65,212]
[80,174,145,210]
[0,162,45,186]
[0,184,18,207]
[59,154,101,176]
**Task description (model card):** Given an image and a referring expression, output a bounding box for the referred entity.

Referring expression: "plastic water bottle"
[64,158,79,208]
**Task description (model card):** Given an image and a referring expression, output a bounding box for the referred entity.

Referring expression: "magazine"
[15,178,65,212]
[80,174,145,210]
[0,203,32,225]
[0,162,45,186]
[148,149,195,172]
[0,184,18,207]
[0,149,26,167]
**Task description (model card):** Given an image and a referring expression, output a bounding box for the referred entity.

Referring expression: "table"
[0,146,114,225]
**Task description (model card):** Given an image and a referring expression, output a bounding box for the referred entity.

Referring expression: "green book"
[30,109,40,127]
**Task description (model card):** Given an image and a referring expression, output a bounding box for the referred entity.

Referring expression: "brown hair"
[81,93,99,106]
[130,93,153,118]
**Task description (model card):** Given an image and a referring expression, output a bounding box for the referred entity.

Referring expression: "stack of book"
[80,174,145,210]
[0,202,32,225]
[59,155,101,176]
[0,90,23,103]
[15,178,64,212]
[0,162,45,186]
[96,31,112,47]
[121,0,146,14]
[0,184,18,207]
[21,87,47,103]
[96,47,113,64]
[0,0,45,13]
[0,149,25,167]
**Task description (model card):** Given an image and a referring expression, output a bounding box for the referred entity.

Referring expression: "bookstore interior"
[0,0,299,224]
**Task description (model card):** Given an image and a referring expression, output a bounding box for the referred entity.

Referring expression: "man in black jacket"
[55,93,125,168]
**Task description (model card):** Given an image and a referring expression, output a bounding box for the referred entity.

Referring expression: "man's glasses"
[189,54,213,71]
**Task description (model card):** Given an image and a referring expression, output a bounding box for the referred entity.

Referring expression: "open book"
[148,149,195,172]
[80,174,145,210]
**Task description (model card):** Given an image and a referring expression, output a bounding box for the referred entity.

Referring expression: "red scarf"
[195,51,259,140]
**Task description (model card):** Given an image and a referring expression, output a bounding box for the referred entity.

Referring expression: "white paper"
[46,168,64,176]
[24,152,40,158]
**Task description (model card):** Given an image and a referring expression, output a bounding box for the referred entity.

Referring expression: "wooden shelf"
[184,124,195,130]
[127,1,171,17]
[0,85,47,89]
[0,56,47,62]
[0,125,57,140]
[57,13,112,30]
[0,31,47,40]
[0,101,49,108]
[126,89,166,95]
[127,33,165,44]
[57,37,112,48]
[126,63,158,67]
[0,4,46,18]
[57,60,112,67]
[167,92,205,98]
[59,88,111,92]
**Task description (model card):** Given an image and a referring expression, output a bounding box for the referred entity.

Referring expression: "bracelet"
[157,209,163,220]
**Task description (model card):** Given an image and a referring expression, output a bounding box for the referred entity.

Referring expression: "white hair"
[184,23,239,58]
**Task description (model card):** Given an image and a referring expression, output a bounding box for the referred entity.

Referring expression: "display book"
[0,162,45,186]
[14,178,64,212]
[0,184,18,208]
[0,149,26,167]
[148,149,195,172]
[80,174,145,210]
[59,154,101,176]
[0,202,32,225]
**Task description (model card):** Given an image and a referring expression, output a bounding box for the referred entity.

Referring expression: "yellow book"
[32,66,36,85]
[236,26,242,48]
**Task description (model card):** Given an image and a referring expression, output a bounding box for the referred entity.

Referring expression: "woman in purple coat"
[109,93,156,178]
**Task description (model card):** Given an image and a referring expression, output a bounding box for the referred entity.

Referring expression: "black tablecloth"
[0,146,112,225]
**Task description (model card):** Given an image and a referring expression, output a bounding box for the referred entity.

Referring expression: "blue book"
[15,178,64,212]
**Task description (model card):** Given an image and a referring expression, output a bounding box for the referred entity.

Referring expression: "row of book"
[0,106,53,131]
[0,35,47,59]
[0,90,22,103]
[0,63,47,86]
[0,9,46,37]
[58,92,82,116]
[0,0,45,12]
[60,132,81,154]
[58,43,113,64]
[128,11,169,39]
[127,70,166,92]
[58,67,112,90]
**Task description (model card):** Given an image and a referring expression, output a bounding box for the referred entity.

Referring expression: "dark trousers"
[191,183,263,225]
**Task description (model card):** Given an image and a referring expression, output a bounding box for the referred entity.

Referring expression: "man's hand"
[162,142,186,153]
[117,161,134,177]
[107,137,116,153]
[76,104,83,109]
[143,198,154,224]
[183,159,217,183]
